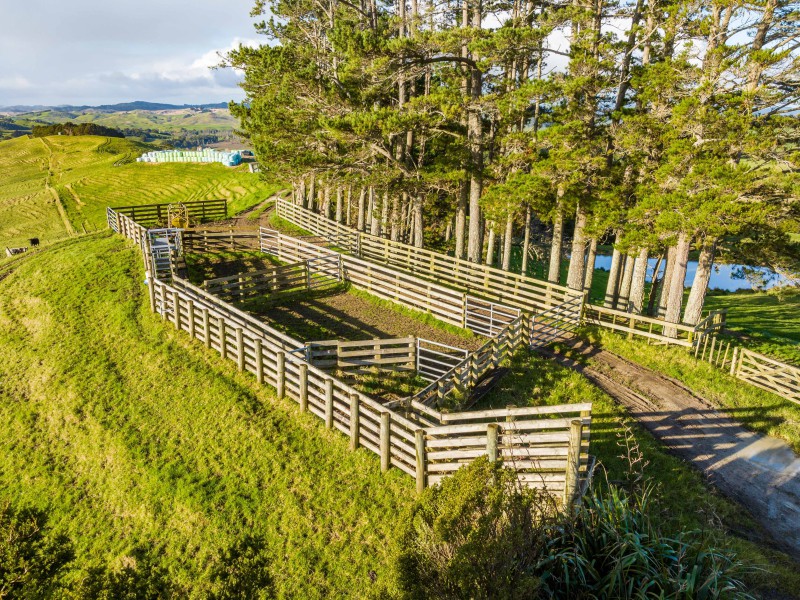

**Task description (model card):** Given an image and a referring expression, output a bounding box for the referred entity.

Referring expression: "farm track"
[543,338,800,559]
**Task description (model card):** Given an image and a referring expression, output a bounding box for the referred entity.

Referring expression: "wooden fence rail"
[305,337,416,373]
[112,199,227,226]
[183,229,260,252]
[276,199,584,314]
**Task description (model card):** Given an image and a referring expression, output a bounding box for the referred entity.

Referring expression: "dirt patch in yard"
[256,289,481,350]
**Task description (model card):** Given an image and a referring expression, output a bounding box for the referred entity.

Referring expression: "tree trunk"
[485,225,496,266]
[629,247,649,314]
[502,213,513,271]
[308,175,316,210]
[566,204,587,290]
[658,245,677,317]
[390,195,400,241]
[357,188,366,232]
[547,203,563,284]
[298,178,306,207]
[646,253,664,316]
[445,220,452,243]
[412,196,424,247]
[455,183,467,259]
[345,186,352,226]
[466,3,483,263]
[322,186,331,219]
[683,239,716,325]
[335,187,342,223]
[664,232,690,337]
[370,188,381,236]
[616,255,635,312]
[583,238,597,297]
[380,191,389,235]
[604,230,623,307]
[521,205,531,275]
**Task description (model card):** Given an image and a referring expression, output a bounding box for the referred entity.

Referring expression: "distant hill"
[0,100,229,114]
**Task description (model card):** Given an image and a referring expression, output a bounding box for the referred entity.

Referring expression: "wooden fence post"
[730,347,739,377]
[276,351,285,397]
[254,339,264,384]
[380,412,391,472]
[187,299,195,339]
[299,364,308,411]
[487,424,499,463]
[350,393,360,450]
[236,328,245,372]
[325,378,334,429]
[202,309,210,349]
[219,318,227,360]
[563,419,583,507]
[173,291,181,330]
[147,279,156,313]
[415,429,427,494]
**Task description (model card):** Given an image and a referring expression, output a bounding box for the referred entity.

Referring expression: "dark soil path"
[259,290,481,350]
[546,337,800,559]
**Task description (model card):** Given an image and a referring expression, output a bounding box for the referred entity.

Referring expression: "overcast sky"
[0,0,263,107]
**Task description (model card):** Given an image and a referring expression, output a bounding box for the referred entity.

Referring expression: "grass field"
[0,135,283,248]
[0,233,412,597]
[705,288,800,364]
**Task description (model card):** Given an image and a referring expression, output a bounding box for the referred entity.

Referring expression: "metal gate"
[529,295,583,349]
[147,228,182,281]
[465,296,521,338]
[416,339,469,382]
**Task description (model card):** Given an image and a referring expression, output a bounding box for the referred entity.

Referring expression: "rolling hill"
[0,135,281,248]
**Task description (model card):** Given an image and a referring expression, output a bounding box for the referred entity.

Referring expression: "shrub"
[0,502,74,598]
[394,457,554,599]
[394,461,753,600]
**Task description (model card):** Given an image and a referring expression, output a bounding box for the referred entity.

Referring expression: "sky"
[0,0,264,107]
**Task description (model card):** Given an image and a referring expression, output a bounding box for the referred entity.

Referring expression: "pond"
[592,255,785,292]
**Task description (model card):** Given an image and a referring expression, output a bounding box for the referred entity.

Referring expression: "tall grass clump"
[394,456,753,600]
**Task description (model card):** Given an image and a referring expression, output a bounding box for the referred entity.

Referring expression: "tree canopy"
[229,0,800,326]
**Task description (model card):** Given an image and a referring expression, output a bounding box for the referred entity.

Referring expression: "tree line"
[31,122,126,139]
[227,0,799,327]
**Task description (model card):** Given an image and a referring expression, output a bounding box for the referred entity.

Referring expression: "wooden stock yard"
[106,203,595,501]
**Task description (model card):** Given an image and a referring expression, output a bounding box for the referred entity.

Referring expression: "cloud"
[0,0,263,105]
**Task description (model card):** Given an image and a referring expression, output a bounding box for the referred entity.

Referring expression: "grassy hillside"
[0,233,412,597]
[0,135,282,248]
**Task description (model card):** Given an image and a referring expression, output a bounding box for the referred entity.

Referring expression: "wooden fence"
[112,199,227,226]
[305,338,416,373]
[148,274,592,497]
[276,199,584,314]
[204,260,312,301]
[423,403,592,502]
[109,204,596,498]
[184,229,260,252]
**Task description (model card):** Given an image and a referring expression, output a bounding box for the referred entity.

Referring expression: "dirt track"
[546,338,800,559]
